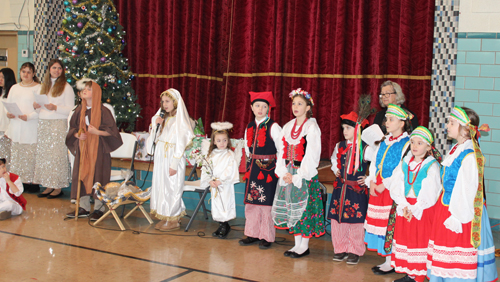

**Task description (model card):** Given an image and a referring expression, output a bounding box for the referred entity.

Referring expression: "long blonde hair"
[159,90,178,134]
[40,59,67,97]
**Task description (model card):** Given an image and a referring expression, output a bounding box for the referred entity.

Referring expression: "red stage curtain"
[115,0,434,158]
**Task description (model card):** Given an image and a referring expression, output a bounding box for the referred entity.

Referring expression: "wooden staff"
[75,129,85,220]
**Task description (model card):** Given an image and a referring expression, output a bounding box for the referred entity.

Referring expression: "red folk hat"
[249,91,276,108]
[340,112,369,128]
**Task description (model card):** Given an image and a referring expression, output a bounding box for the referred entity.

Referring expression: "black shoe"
[212,222,224,237]
[218,222,231,239]
[37,188,54,198]
[372,267,395,275]
[25,184,40,193]
[290,248,310,258]
[346,253,360,265]
[239,237,260,246]
[259,239,272,249]
[332,252,348,261]
[371,266,380,272]
[393,275,416,282]
[284,250,294,257]
[47,190,64,199]
[90,210,104,221]
[66,208,89,218]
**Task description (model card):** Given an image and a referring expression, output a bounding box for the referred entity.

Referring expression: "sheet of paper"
[2,101,24,116]
[361,124,385,148]
[34,94,50,110]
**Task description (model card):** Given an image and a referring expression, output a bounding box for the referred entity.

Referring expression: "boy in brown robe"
[65,80,122,220]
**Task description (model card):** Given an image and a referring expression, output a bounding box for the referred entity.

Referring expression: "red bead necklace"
[291,118,308,139]
[407,156,424,185]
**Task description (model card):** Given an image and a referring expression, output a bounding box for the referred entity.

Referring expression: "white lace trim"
[366,204,392,219]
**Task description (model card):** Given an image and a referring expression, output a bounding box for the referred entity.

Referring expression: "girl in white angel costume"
[200,122,241,239]
[146,88,194,232]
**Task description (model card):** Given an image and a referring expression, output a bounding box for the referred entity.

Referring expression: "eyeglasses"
[379,92,396,98]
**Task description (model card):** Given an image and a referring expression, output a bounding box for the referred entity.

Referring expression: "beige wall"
[0,0,35,31]
[459,0,500,32]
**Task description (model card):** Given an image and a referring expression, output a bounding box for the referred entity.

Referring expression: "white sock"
[289,235,302,252]
[378,256,393,271]
[294,237,309,254]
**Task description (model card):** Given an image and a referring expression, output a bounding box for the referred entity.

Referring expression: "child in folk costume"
[199,122,240,239]
[329,104,375,264]
[427,106,498,282]
[146,89,194,232]
[389,126,441,282]
[239,91,282,249]
[0,158,26,220]
[65,81,122,219]
[364,104,412,275]
[272,88,324,258]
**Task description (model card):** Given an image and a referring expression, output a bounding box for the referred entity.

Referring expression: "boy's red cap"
[249,91,276,108]
[340,112,369,127]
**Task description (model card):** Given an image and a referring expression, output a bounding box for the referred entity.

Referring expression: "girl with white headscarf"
[146,88,194,231]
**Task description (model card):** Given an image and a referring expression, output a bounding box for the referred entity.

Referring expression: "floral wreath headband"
[289,88,314,106]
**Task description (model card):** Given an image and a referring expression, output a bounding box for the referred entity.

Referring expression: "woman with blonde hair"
[34,59,75,199]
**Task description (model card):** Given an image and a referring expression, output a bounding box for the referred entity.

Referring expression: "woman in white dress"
[34,59,75,199]
[146,88,194,232]
[5,63,41,193]
[0,68,17,168]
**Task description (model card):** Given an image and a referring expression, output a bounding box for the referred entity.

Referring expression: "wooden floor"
[1,190,499,281]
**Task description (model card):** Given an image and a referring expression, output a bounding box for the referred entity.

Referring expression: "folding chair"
[183,164,211,232]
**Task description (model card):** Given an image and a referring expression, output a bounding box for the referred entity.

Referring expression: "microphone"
[156,110,166,133]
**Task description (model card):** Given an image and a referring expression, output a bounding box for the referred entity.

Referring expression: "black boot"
[218,222,231,239]
[212,222,224,237]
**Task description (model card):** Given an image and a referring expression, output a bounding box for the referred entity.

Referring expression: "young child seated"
[0,158,26,220]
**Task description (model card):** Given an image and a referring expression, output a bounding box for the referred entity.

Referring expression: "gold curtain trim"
[133,72,430,81]
[223,72,431,80]
[133,73,223,82]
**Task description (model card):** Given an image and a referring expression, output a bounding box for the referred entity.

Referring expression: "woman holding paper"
[33,59,75,198]
[0,68,16,167]
[5,62,41,192]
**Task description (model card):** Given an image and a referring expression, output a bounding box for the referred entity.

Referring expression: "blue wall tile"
[485,167,500,181]
[457,51,466,64]
[466,102,493,115]
[482,39,500,52]
[455,76,465,89]
[465,77,494,90]
[455,89,479,102]
[457,39,482,51]
[479,90,500,103]
[489,180,500,194]
[466,52,496,64]
[467,33,497,39]
[481,65,500,77]
[456,64,480,76]
[489,156,500,168]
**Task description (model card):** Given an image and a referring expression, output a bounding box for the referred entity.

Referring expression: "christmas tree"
[56,0,141,131]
